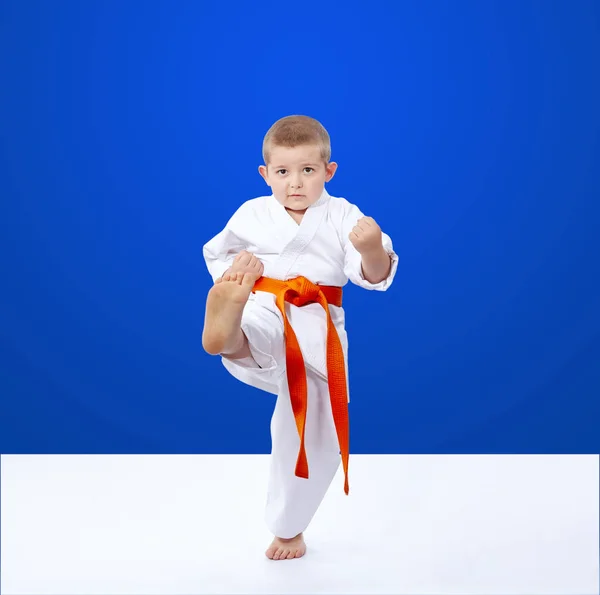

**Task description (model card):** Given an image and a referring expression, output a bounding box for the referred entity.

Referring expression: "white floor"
[1,454,598,595]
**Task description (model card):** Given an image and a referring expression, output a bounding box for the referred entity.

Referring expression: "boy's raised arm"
[348,216,393,284]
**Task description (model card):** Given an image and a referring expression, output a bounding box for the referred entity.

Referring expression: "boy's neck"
[285,207,306,225]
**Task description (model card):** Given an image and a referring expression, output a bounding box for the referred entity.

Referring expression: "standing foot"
[266,533,306,560]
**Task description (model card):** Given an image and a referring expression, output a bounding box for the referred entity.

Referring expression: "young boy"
[202,115,398,560]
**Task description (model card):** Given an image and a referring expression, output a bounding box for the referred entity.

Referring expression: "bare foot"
[202,272,257,355]
[265,533,306,560]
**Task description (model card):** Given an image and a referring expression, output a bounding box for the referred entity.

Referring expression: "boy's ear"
[258,165,270,185]
[325,161,338,182]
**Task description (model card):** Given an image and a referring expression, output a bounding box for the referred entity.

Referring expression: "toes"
[267,543,303,561]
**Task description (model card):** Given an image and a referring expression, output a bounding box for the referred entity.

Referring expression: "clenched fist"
[348,216,383,255]
[224,250,264,278]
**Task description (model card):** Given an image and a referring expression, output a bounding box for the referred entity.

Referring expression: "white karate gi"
[203,189,398,538]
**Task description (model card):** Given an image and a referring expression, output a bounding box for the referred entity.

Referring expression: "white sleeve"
[202,225,246,282]
[340,201,399,291]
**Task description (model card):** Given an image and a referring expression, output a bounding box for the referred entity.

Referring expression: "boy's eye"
[303,167,314,173]
[276,169,287,175]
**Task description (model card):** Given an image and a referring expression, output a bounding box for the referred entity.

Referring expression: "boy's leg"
[265,369,341,549]
[205,280,340,558]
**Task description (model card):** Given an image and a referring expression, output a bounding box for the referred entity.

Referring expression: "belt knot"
[284,276,322,306]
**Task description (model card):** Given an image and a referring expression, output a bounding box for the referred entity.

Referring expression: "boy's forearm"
[360,247,392,284]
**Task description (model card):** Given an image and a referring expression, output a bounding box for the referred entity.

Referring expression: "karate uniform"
[203,189,398,538]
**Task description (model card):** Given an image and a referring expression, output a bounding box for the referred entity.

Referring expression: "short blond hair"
[262,115,331,164]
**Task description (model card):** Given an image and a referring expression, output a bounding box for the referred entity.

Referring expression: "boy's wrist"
[360,246,392,284]
[359,244,388,260]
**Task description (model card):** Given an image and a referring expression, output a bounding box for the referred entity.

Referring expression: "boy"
[202,115,398,560]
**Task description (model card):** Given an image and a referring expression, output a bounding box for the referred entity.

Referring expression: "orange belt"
[253,276,350,495]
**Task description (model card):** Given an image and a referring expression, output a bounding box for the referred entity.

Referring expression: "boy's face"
[259,144,337,212]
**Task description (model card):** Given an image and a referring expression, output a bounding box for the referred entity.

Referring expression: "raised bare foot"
[265,533,306,560]
[202,272,257,355]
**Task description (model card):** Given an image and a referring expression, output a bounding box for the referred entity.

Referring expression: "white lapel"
[268,189,330,280]
[267,194,300,244]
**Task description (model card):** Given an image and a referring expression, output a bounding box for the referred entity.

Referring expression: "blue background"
[1,0,598,454]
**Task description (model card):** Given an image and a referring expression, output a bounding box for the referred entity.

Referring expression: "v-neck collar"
[266,189,331,279]
[268,189,330,230]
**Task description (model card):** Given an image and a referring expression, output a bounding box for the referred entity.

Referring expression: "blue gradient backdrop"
[1,1,599,454]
